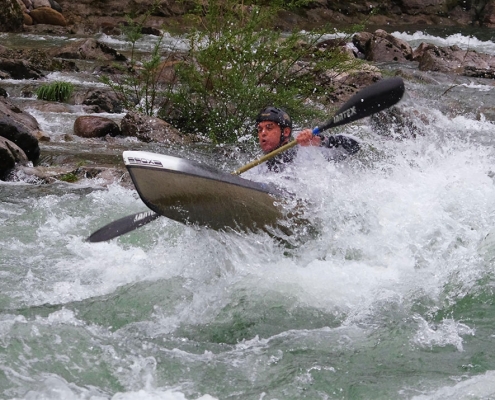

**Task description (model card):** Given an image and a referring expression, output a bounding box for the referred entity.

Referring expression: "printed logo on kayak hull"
[126,157,163,167]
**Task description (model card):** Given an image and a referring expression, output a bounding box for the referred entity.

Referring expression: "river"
[1,27,495,400]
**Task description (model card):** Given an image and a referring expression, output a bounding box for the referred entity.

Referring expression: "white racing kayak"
[123,150,286,231]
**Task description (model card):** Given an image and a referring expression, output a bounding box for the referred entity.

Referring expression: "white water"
[392,30,495,54]
[2,29,495,399]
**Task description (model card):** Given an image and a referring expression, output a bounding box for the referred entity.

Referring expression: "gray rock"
[413,42,495,76]
[120,111,188,144]
[79,89,123,113]
[355,29,413,63]
[0,136,28,179]
[0,97,41,161]
[52,38,126,61]
[0,58,45,79]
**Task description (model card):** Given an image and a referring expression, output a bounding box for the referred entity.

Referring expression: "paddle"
[87,210,161,243]
[87,76,405,242]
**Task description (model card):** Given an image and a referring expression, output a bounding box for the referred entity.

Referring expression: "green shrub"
[102,0,363,144]
[36,81,74,102]
[159,0,362,143]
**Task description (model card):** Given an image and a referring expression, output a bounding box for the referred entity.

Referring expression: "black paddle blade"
[317,77,405,133]
[87,211,160,242]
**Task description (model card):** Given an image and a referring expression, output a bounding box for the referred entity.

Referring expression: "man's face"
[257,121,284,153]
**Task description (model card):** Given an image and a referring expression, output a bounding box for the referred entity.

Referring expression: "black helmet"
[256,107,292,130]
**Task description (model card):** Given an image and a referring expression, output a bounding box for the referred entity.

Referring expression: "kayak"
[123,150,286,232]
[88,77,406,243]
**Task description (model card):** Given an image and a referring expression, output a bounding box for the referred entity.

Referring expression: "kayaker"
[256,106,360,172]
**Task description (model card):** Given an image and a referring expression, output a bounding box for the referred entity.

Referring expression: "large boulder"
[16,0,28,13]
[0,117,40,161]
[0,136,29,179]
[354,29,413,63]
[23,12,33,25]
[30,6,67,26]
[73,116,121,138]
[77,89,123,113]
[413,42,495,76]
[48,0,62,13]
[21,0,33,10]
[1,0,24,33]
[0,97,42,161]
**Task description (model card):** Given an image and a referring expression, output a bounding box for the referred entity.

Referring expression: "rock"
[0,116,40,161]
[16,0,28,13]
[0,87,7,97]
[24,12,33,25]
[413,42,495,76]
[30,6,66,26]
[315,38,355,57]
[1,0,24,33]
[0,136,29,179]
[0,97,40,131]
[73,116,121,138]
[32,0,51,8]
[352,31,373,56]
[79,89,123,113]
[48,0,62,13]
[0,58,44,79]
[399,0,446,16]
[155,60,181,84]
[369,106,428,139]
[0,97,41,161]
[120,111,188,144]
[0,46,9,57]
[99,21,122,36]
[357,29,413,63]
[141,26,162,36]
[34,102,71,113]
[21,0,33,10]
[52,38,126,61]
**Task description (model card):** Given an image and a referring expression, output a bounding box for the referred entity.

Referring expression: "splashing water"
[2,30,495,400]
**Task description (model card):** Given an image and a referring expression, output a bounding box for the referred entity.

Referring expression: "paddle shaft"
[88,77,405,242]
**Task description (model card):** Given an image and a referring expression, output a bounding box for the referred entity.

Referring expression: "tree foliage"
[162,0,363,143]
[102,0,363,144]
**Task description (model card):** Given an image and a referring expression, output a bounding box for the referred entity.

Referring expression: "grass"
[36,81,74,102]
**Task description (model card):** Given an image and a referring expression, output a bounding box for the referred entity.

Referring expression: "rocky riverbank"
[4,0,495,35]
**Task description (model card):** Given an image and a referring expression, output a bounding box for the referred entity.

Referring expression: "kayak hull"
[123,151,285,231]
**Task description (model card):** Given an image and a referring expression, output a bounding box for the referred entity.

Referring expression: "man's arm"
[296,130,360,154]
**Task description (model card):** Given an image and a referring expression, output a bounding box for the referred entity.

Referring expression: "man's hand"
[296,129,321,146]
